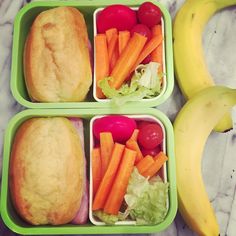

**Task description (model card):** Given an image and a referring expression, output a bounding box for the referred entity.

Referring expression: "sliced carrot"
[118,31,131,55]
[92,148,102,197]
[100,132,114,177]
[104,148,136,215]
[152,24,162,36]
[92,143,125,211]
[106,29,119,70]
[130,34,163,73]
[129,129,139,141]
[152,44,163,75]
[135,155,155,175]
[126,139,143,164]
[142,152,168,178]
[110,32,147,89]
[95,34,109,98]
[106,28,118,42]
[151,24,163,74]
[107,33,118,61]
[110,45,119,70]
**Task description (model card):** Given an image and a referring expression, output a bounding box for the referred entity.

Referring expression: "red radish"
[138,123,163,149]
[97,5,137,33]
[141,145,162,157]
[130,24,151,41]
[93,115,137,143]
[142,54,152,64]
[137,2,162,28]
[138,121,153,129]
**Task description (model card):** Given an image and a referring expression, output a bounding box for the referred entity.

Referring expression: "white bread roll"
[24,7,92,102]
[10,117,85,225]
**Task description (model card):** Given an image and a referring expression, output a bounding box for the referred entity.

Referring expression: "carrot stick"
[126,139,143,164]
[118,31,130,55]
[106,29,119,70]
[135,155,155,175]
[104,148,136,215]
[110,45,119,70]
[129,129,139,141]
[142,152,168,178]
[107,33,118,62]
[106,28,118,42]
[130,34,163,73]
[92,143,125,210]
[152,24,162,36]
[100,132,114,177]
[151,25,163,74]
[95,34,109,98]
[152,44,163,73]
[92,148,102,197]
[110,32,147,89]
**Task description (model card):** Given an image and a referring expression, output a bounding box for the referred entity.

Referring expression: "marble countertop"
[0,0,236,235]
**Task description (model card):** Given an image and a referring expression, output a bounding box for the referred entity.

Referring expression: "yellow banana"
[173,0,236,132]
[174,86,236,236]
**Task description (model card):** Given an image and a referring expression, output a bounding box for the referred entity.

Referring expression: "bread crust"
[10,117,85,225]
[24,7,92,102]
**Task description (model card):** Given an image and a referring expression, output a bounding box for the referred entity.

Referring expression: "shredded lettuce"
[124,168,169,225]
[98,62,162,105]
[93,210,125,225]
[93,168,169,225]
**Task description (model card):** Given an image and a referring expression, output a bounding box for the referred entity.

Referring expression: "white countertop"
[0,0,236,235]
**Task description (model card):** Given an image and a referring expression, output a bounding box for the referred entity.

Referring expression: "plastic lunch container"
[93,8,167,103]
[10,0,174,109]
[89,114,168,226]
[0,108,177,235]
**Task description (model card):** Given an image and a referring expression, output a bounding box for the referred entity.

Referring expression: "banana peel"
[174,86,236,236]
[173,0,236,132]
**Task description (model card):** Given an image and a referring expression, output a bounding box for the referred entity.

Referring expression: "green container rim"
[1,108,177,235]
[10,0,174,109]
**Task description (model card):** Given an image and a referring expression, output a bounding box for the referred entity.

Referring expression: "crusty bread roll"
[24,7,92,102]
[10,117,85,225]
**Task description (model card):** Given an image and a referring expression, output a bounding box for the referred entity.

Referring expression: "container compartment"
[93,8,167,104]
[11,0,174,109]
[1,108,177,235]
[89,115,168,226]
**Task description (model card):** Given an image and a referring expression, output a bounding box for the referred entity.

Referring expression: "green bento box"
[1,108,177,235]
[10,0,174,109]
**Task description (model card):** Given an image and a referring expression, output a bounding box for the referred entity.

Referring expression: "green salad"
[93,168,169,225]
[99,62,163,105]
